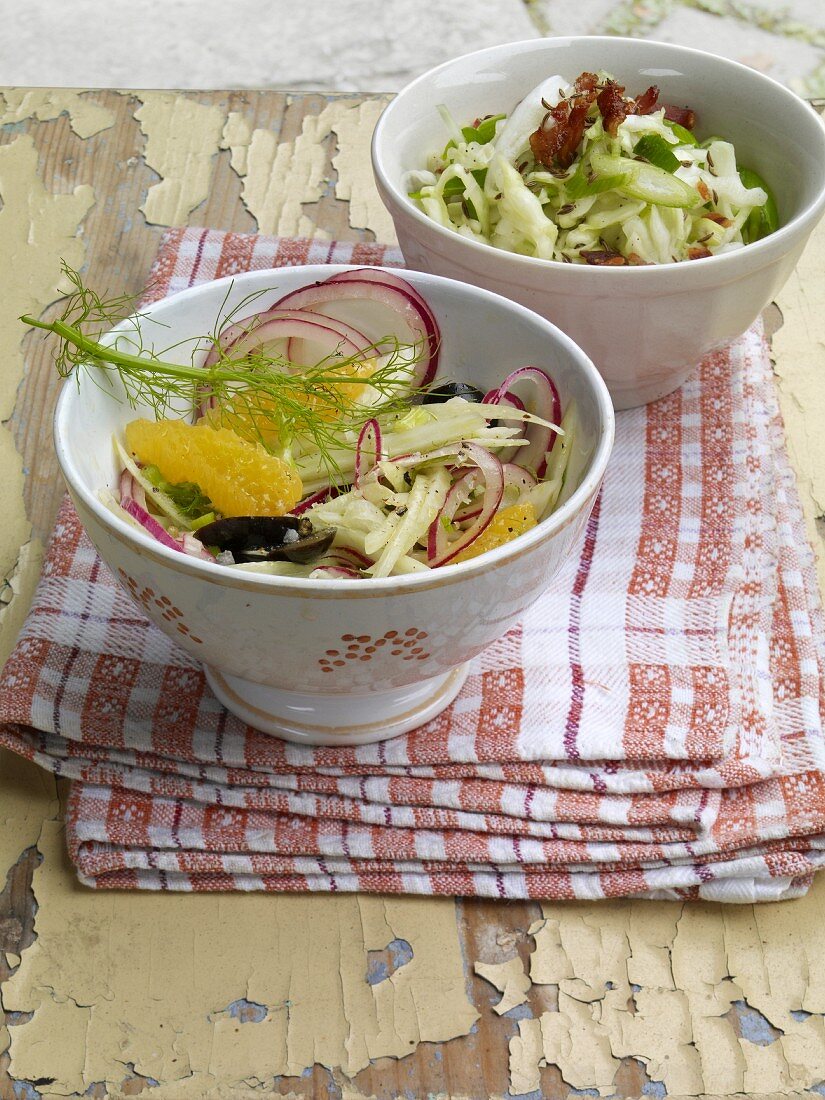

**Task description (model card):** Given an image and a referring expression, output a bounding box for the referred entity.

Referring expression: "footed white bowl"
[55,266,613,745]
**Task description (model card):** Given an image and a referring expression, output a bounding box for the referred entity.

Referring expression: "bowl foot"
[203,663,471,746]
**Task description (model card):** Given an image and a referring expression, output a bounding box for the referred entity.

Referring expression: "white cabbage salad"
[408,71,778,265]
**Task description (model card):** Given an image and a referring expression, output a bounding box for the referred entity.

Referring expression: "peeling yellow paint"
[509,1016,543,1095]
[504,884,825,1097]
[330,99,397,243]
[223,101,362,238]
[0,134,94,653]
[474,956,531,1015]
[773,215,825,591]
[4,823,476,1092]
[0,751,58,881]
[220,110,253,176]
[134,92,226,226]
[0,89,115,138]
[8,993,91,1094]
[0,538,43,668]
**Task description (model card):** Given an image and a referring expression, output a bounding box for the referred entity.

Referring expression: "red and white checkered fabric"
[2,228,824,902]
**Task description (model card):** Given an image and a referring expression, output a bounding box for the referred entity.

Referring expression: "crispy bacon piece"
[632,84,660,115]
[687,245,713,260]
[528,72,697,170]
[571,71,599,96]
[597,79,629,137]
[580,245,628,265]
[530,73,599,170]
[663,104,697,130]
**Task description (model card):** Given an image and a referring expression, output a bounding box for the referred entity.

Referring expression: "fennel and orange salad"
[24,268,572,579]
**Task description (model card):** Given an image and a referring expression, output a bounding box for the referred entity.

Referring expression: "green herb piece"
[664,120,698,146]
[190,511,217,531]
[142,465,213,518]
[589,151,700,209]
[565,157,628,201]
[633,134,680,173]
[738,167,779,243]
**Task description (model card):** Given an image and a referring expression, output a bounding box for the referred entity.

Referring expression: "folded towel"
[2,228,823,902]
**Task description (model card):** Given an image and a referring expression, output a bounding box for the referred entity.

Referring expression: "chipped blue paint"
[791,1008,812,1021]
[366,937,414,985]
[225,997,268,1022]
[13,1084,41,1100]
[502,1002,533,1021]
[6,1011,32,1024]
[809,1082,825,1096]
[568,1089,600,1097]
[508,1090,543,1100]
[733,999,781,1045]
[1,121,29,133]
[641,1079,667,1097]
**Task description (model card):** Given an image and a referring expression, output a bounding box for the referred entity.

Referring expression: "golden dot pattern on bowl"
[117,567,204,645]
[318,629,430,672]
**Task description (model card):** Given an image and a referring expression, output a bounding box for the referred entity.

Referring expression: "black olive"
[421,381,486,404]
[196,515,335,564]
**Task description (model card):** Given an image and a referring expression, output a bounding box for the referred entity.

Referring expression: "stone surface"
[650,7,825,90]
[2,0,824,93]
[0,0,538,91]
[530,0,626,37]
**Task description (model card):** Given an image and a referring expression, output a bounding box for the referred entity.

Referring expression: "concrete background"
[2,0,824,95]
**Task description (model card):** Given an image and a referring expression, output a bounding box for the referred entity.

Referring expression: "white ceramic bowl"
[54,266,613,746]
[372,37,825,409]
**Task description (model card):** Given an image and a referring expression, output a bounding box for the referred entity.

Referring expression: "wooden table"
[1,88,825,1100]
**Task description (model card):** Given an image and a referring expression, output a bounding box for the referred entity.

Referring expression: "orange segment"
[125,418,302,517]
[453,502,538,563]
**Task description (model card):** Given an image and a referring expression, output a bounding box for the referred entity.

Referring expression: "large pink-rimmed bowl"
[54,265,614,745]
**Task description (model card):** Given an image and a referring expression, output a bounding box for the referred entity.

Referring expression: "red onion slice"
[453,462,536,524]
[329,545,373,568]
[310,564,362,579]
[354,418,383,488]
[182,533,215,560]
[325,268,439,359]
[119,470,213,559]
[121,496,184,553]
[485,367,561,478]
[427,443,504,567]
[481,389,525,462]
[270,279,438,388]
[503,462,538,495]
[291,485,343,516]
[120,469,147,511]
[210,309,373,367]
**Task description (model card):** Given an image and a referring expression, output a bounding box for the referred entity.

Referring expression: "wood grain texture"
[1,89,824,1100]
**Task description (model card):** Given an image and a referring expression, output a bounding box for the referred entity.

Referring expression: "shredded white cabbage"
[410,71,776,265]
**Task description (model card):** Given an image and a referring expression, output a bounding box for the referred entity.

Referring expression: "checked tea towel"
[1,227,824,903]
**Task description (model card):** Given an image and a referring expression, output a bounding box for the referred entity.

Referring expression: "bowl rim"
[371,34,825,280]
[54,264,615,595]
